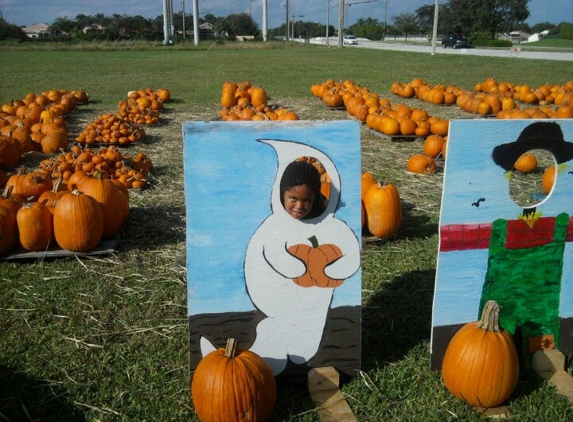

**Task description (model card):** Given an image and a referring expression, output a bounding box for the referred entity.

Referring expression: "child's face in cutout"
[283,184,315,219]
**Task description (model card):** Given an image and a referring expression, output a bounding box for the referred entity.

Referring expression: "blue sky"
[2,0,571,29]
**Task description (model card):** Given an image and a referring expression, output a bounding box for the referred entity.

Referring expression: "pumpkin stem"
[477,300,502,333]
[224,338,239,359]
[308,235,319,248]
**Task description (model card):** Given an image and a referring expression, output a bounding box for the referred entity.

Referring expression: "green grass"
[1,42,573,421]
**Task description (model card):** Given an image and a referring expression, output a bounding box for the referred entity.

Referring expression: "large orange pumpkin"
[53,189,103,252]
[76,174,129,237]
[441,300,519,408]
[287,235,344,288]
[191,338,277,422]
[364,181,402,238]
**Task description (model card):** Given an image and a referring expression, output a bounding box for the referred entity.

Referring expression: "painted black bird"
[472,198,486,207]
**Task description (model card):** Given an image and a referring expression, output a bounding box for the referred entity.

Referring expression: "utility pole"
[338,0,344,48]
[181,0,185,39]
[262,0,268,41]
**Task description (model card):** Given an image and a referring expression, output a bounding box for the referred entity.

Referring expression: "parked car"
[343,35,358,45]
[441,35,470,49]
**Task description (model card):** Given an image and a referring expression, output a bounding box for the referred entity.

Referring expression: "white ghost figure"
[242,139,361,375]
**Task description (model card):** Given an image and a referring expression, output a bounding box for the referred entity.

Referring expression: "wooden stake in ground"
[308,367,357,422]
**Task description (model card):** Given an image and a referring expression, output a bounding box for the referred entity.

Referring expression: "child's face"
[283,184,315,219]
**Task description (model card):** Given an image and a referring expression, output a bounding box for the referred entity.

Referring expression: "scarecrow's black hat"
[492,121,573,171]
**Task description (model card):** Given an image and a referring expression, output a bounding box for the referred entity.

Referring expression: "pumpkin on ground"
[76,173,129,237]
[53,189,103,252]
[17,201,53,251]
[441,300,519,408]
[407,154,436,174]
[287,235,344,288]
[191,338,277,422]
[364,181,402,239]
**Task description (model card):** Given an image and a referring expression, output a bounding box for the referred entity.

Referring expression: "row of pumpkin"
[392,77,573,118]
[311,78,451,138]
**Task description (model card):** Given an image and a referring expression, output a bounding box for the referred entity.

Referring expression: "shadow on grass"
[0,365,85,422]
[361,268,435,370]
[118,204,186,251]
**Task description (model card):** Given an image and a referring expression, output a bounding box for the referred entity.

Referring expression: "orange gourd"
[287,235,344,288]
[364,181,402,239]
[191,338,277,422]
[441,300,519,408]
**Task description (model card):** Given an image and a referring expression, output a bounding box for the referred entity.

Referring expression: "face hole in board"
[509,149,556,208]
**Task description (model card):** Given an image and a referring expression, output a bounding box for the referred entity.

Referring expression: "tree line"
[0,0,569,43]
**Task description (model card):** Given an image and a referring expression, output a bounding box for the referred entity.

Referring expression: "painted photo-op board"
[431,119,573,370]
[183,120,362,379]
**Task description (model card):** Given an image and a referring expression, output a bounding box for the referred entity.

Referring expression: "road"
[309,38,573,61]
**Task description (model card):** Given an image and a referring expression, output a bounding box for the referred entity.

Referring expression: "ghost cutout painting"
[241,139,360,375]
[184,120,362,378]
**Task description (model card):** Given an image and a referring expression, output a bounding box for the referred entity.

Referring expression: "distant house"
[526,30,550,43]
[82,24,105,34]
[508,30,531,43]
[23,23,50,38]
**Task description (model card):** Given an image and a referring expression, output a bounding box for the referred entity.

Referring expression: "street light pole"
[431,0,439,55]
[326,0,331,47]
[383,0,388,40]
[286,0,290,41]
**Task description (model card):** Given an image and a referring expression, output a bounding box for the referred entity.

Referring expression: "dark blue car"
[441,35,471,49]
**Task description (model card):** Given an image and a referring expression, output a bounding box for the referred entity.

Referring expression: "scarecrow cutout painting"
[431,119,573,370]
[183,120,362,378]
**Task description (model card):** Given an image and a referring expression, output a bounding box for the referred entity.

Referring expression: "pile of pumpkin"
[75,87,170,145]
[0,168,129,254]
[219,81,300,121]
[311,78,450,138]
[0,89,89,164]
[36,144,153,190]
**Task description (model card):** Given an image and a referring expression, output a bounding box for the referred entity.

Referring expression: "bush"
[470,38,513,48]
[560,23,573,40]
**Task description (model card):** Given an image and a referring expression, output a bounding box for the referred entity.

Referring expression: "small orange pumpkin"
[407,154,436,174]
[191,338,277,422]
[287,235,344,288]
[513,152,537,173]
[441,300,519,408]
[542,165,556,194]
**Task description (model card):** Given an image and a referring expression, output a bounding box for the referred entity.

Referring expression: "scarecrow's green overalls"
[479,212,569,356]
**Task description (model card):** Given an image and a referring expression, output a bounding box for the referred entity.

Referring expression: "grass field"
[1,42,573,421]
